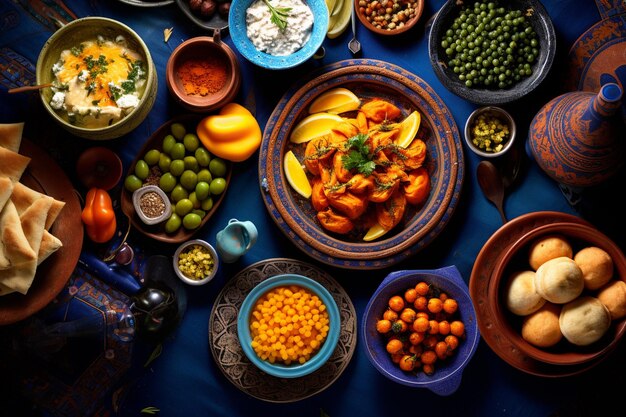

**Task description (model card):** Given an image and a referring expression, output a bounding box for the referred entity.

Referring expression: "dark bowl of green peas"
[428,0,556,105]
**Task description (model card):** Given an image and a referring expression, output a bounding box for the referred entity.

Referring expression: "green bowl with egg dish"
[228,0,328,69]
[36,17,157,140]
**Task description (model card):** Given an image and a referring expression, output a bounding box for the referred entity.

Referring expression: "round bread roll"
[559,296,611,346]
[597,280,626,320]
[534,257,584,304]
[504,270,546,316]
[528,234,573,270]
[574,246,614,290]
[521,303,563,348]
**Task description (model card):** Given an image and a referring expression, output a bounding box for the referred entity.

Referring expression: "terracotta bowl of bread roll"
[488,221,626,366]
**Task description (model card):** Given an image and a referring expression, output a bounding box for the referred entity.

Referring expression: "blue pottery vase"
[527,83,624,188]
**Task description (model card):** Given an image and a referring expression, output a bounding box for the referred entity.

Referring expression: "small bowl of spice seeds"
[173,239,219,285]
[355,0,424,35]
[464,106,516,158]
[132,185,172,225]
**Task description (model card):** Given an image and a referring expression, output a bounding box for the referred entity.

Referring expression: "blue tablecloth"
[1,0,626,416]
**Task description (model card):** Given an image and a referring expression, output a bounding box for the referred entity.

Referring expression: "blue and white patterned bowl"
[237,274,341,378]
[228,0,328,69]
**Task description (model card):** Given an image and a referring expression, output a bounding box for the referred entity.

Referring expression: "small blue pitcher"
[215,219,258,263]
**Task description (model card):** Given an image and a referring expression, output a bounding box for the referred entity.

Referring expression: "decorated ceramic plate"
[258,59,464,270]
[469,211,612,377]
[120,115,232,244]
[117,0,174,7]
[208,258,357,402]
[0,139,83,325]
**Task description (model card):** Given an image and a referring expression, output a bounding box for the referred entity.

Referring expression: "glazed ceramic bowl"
[428,0,556,105]
[361,266,480,395]
[228,0,329,69]
[166,35,241,113]
[355,0,424,36]
[173,239,219,285]
[36,17,157,140]
[259,60,464,270]
[237,274,341,378]
[464,106,516,158]
[489,222,626,366]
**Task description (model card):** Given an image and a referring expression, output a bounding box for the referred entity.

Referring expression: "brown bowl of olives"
[121,115,232,244]
[175,0,231,32]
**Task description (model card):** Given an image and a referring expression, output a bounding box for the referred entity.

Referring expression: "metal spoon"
[477,160,507,224]
[348,6,361,55]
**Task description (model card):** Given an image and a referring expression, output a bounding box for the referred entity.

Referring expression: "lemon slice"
[325,0,337,16]
[309,88,360,114]
[327,0,352,39]
[284,150,312,198]
[363,223,389,242]
[396,111,421,148]
[289,112,343,144]
[330,0,345,16]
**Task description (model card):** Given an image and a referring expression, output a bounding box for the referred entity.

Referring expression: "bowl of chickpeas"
[428,0,556,105]
[361,266,480,395]
[237,274,341,378]
[464,106,516,157]
[173,239,219,285]
[355,0,424,36]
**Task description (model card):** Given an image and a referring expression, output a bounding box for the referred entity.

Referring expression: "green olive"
[209,158,227,177]
[165,213,182,233]
[197,169,212,183]
[170,142,186,160]
[182,213,202,230]
[183,133,200,152]
[184,156,199,172]
[162,134,176,154]
[158,153,172,172]
[175,199,193,216]
[195,148,211,167]
[159,172,177,192]
[144,149,161,166]
[170,185,188,202]
[192,209,206,218]
[124,175,142,192]
[171,123,186,140]
[170,159,185,177]
[180,170,198,191]
[188,191,201,209]
[195,181,210,200]
[134,160,150,180]
[201,197,214,211]
[209,177,226,195]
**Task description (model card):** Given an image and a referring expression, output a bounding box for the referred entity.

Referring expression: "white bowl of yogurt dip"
[228,0,329,69]
[36,17,157,140]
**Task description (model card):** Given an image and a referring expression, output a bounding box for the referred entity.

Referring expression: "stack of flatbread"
[0,123,65,296]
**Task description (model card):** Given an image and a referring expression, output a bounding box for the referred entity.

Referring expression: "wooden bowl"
[120,115,232,244]
[355,0,424,36]
[258,59,464,269]
[166,35,241,113]
[489,222,626,366]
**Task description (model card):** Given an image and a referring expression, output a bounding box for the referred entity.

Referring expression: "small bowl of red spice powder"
[166,33,241,113]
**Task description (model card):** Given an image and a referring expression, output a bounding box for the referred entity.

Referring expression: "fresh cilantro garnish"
[342,133,377,176]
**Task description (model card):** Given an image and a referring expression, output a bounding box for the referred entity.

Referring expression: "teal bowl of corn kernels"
[237,274,341,378]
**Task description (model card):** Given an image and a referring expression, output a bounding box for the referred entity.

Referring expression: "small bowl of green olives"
[121,115,232,243]
[464,106,516,158]
[173,239,219,285]
[428,0,556,105]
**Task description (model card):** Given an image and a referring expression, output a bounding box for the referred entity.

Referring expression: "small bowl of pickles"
[173,239,219,285]
[121,115,232,243]
[464,106,516,158]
